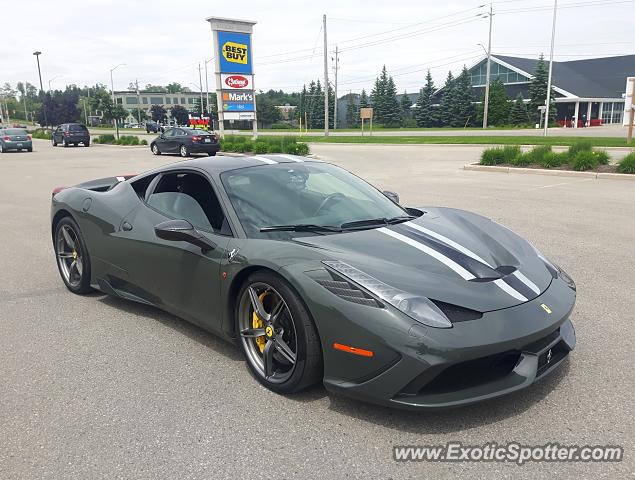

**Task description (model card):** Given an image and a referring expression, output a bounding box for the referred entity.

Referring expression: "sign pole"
[627,77,635,145]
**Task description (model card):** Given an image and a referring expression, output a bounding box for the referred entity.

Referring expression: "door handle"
[122,221,133,231]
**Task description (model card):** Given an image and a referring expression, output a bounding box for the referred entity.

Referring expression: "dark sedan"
[0,128,32,153]
[150,127,219,157]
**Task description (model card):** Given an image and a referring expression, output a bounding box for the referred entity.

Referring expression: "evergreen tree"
[439,71,455,127]
[344,94,359,128]
[359,89,370,108]
[449,66,475,127]
[478,78,510,126]
[370,66,387,120]
[327,83,335,129]
[508,93,530,125]
[414,70,437,128]
[528,54,556,124]
[399,90,412,123]
[382,75,402,127]
[310,80,324,129]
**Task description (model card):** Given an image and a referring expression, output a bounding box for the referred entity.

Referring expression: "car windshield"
[221,162,408,238]
[5,129,27,135]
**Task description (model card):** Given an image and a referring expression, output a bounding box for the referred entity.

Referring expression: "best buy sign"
[218,31,252,74]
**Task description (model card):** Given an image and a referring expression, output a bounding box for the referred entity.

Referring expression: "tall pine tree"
[528,54,556,124]
[345,93,359,128]
[439,71,455,127]
[477,78,509,126]
[359,89,370,108]
[449,66,475,127]
[399,90,412,124]
[509,93,530,125]
[370,66,401,127]
[414,70,437,127]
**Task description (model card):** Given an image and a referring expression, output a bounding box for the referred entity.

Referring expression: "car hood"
[291,207,553,312]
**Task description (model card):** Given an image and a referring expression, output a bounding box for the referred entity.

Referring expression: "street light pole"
[198,63,204,116]
[32,51,48,128]
[543,0,558,136]
[481,3,493,129]
[323,14,329,137]
[205,58,213,118]
[109,63,125,138]
[48,75,60,93]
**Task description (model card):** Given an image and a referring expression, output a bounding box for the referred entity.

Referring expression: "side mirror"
[154,219,216,252]
[383,190,400,204]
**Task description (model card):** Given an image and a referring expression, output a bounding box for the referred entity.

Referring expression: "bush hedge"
[479,145,520,165]
[617,152,635,174]
[93,134,147,146]
[31,128,52,140]
[220,135,310,155]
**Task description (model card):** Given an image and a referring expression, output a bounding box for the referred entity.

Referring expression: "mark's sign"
[222,91,254,102]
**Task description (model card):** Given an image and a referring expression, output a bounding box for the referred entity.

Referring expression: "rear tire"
[52,138,57,146]
[27,147,33,152]
[180,144,190,158]
[207,151,216,156]
[84,141,90,147]
[54,217,93,294]
[237,270,322,394]
[62,139,68,147]
[0,144,4,153]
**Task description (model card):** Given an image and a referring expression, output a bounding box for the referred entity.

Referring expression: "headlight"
[322,260,452,328]
[533,247,576,291]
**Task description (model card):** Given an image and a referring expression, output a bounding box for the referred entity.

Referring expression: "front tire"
[237,271,322,394]
[54,217,93,294]
[179,144,190,158]
[151,143,161,155]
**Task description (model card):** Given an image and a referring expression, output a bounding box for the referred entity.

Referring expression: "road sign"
[360,107,373,120]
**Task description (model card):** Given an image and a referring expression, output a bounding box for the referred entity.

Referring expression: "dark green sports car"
[51,154,576,409]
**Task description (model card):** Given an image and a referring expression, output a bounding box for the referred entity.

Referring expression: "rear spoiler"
[52,174,137,197]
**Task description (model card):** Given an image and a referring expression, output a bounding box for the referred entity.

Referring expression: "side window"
[146,172,230,235]
[163,128,174,137]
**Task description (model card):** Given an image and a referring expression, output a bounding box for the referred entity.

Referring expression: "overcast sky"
[4,0,634,95]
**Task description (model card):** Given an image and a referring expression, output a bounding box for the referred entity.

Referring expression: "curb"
[464,163,635,181]
[92,143,148,148]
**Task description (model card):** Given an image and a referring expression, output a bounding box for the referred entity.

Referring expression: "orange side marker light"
[332,342,374,357]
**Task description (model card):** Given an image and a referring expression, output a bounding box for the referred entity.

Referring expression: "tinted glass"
[221,163,406,238]
[5,129,27,135]
[69,124,88,132]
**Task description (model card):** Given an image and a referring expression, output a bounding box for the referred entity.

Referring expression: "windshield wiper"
[340,215,415,230]
[260,224,343,233]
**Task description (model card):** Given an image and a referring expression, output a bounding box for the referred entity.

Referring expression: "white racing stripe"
[274,154,304,162]
[251,155,278,165]
[494,279,528,302]
[513,270,540,295]
[378,227,475,281]
[404,221,538,300]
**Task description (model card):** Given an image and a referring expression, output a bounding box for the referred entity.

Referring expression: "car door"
[159,128,176,153]
[174,128,189,150]
[117,170,232,331]
[53,126,63,143]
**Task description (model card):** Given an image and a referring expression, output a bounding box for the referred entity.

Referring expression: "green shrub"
[480,145,521,165]
[254,142,268,154]
[568,140,593,157]
[95,134,115,144]
[511,151,533,166]
[617,152,635,174]
[283,143,299,155]
[539,151,568,168]
[31,128,52,140]
[571,151,598,171]
[592,150,609,165]
[140,139,148,146]
[270,123,293,129]
[295,142,310,155]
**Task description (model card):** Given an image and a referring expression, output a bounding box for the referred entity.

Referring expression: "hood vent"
[430,299,483,322]
[317,273,382,308]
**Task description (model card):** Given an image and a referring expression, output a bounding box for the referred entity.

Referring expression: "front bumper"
[291,264,577,410]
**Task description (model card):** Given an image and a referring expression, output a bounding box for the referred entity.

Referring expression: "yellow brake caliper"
[252,292,269,353]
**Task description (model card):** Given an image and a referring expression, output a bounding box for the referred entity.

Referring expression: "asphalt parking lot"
[1,139,633,479]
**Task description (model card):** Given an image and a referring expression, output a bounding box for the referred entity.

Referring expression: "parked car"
[150,128,219,157]
[0,128,32,153]
[52,123,90,147]
[124,123,141,129]
[145,121,164,133]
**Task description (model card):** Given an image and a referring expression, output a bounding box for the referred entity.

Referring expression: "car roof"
[158,154,322,175]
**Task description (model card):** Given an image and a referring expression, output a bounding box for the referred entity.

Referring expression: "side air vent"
[317,274,382,308]
[430,299,483,322]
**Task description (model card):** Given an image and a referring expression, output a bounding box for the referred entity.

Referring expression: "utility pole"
[135,79,142,124]
[543,0,558,136]
[323,14,329,137]
[482,3,493,129]
[332,45,339,129]
[204,58,213,119]
[109,64,125,138]
[198,63,204,117]
[32,51,48,128]
[23,81,29,123]
[627,77,635,144]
